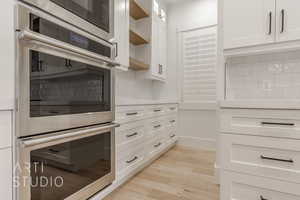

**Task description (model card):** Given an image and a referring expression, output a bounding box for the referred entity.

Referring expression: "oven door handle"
[21,123,120,148]
[19,30,120,67]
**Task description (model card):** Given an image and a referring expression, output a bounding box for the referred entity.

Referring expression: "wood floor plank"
[104,145,220,200]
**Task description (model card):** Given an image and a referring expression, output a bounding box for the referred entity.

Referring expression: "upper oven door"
[21,0,114,41]
[17,37,115,137]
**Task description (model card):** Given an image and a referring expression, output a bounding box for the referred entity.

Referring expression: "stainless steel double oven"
[16,1,118,199]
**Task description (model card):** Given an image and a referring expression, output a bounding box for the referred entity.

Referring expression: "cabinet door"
[276,0,300,42]
[0,148,12,200]
[114,0,129,68]
[158,19,167,79]
[223,0,276,49]
[151,14,161,77]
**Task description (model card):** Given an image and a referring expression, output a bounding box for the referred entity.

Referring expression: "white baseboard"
[178,136,216,151]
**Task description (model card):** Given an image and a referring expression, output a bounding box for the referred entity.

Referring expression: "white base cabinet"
[220,109,300,200]
[221,171,300,200]
[91,103,178,199]
[0,148,12,200]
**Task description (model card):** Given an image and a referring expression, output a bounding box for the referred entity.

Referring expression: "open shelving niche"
[129,0,151,71]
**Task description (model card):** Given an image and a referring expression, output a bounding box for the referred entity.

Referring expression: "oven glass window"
[30,132,112,200]
[30,50,111,117]
[50,0,110,33]
[30,14,111,59]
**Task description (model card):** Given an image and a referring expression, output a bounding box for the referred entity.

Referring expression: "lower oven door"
[17,36,115,137]
[18,123,118,200]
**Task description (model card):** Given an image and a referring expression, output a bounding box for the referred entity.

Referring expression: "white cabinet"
[0,111,12,148]
[221,171,300,200]
[0,148,12,200]
[223,0,275,49]
[114,0,130,69]
[223,0,300,49]
[151,12,167,80]
[276,0,300,42]
[0,0,14,110]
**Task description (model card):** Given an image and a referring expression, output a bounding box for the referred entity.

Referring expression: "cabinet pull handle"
[126,112,138,116]
[170,134,176,138]
[260,155,294,163]
[154,142,162,148]
[281,9,285,33]
[260,196,268,200]
[126,156,138,164]
[170,120,176,123]
[126,132,138,138]
[113,42,118,57]
[170,107,176,110]
[158,64,163,74]
[154,125,161,129]
[154,109,161,112]
[268,12,272,35]
[261,122,295,126]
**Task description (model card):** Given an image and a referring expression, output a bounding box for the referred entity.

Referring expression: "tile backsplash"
[226,50,300,100]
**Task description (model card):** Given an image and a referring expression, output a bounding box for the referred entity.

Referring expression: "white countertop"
[116,98,179,106]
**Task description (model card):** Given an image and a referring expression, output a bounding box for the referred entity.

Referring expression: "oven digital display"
[29,14,111,58]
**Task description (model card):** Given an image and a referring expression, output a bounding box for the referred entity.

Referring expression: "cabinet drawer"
[165,115,178,128]
[116,106,146,123]
[148,137,164,158]
[221,109,300,139]
[147,105,166,118]
[221,134,300,183]
[164,104,178,115]
[116,121,146,146]
[221,171,300,200]
[0,111,11,148]
[117,146,145,172]
[166,128,177,143]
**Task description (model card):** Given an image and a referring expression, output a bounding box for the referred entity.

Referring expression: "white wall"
[165,0,218,150]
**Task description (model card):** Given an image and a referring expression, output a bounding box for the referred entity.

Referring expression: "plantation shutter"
[180,26,217,105]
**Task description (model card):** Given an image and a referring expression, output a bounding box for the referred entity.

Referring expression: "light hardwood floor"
[104,145,220,200]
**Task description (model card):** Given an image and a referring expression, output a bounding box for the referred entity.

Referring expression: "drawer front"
[0,111,11,148]
[221,171,300,200]
[147,105,166,118]
[167,128,177,143]
[164,104,178,115]
[116,106,146,124]
[221,109,300,139]
[165,115,178,128]
[221,134,300,183]
[117,146,145,172]
[148,136,165,158]
[148,117,165,133]
[116,121,146,146]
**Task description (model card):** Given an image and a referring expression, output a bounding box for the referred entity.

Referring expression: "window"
[179,26,217,109]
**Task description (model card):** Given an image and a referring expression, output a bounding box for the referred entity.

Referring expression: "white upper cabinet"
[223,0,276,49]
[114,0,130,69]
[150,1,167,81]
[276,0,300,42]
[223,0,300,50]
